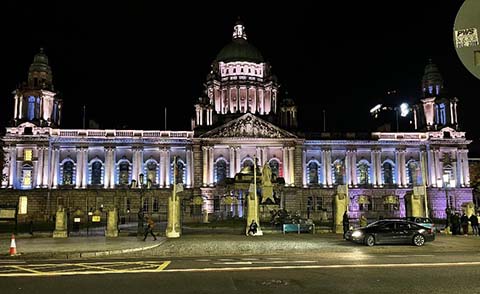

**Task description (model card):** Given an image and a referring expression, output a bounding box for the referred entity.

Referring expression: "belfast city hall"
[0,20,473,231]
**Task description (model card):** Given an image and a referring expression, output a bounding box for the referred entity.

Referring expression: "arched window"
[215,159,228,183]
[119,161,130,185]
[269,159,280,180]
[307,161,319,185]
[28,96,35,120]
[91,161,103,185]
[242,158,254,169]
[62,161,74,185]
[407,161,419,185]
[443,165,454,187]
[382,161,394,185]
[146,161,158,185]
[357,161,370,185]
[332,160,344,185]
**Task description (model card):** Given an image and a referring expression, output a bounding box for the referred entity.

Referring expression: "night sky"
[1,2,479,153]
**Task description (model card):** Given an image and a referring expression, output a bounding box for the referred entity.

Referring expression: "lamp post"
[441,174,456,231]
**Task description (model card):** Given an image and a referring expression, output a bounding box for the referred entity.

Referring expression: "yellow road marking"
[156,261,171,271]
[9,265,41,274]
[76,264,117,272]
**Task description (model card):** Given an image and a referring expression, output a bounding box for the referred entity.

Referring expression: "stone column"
[302,148,307,187]
[235,147,241,175]
[82,148,88,188]
[395,149,401,187]
[132,148,139,184]
[345,151,351,186]
[8,147,17,188]
[159,148,165,188]
[208,147,214,186]
[400,150,407,187]
[256,147,262,166]
[110,147,116,188]
[165,148,171,188]
[325,149,332,187]
[75,148,83,189]
[376,150,382,186]
[427,148,436,187]
[282,147,289,185]
[351,150,357,187]
[52,147,60,188]
[202,146,208,187]
[371,150,377,187]
[288,147,295,186]
[42,147,49,188]
[462,150,470,186]
[186,147,192,188]
[36,146,44,188]
[321,150,327,186]
[434,149,442,186]
[104,147,110,189]
[420,150,427,186]
[229,146,236,178]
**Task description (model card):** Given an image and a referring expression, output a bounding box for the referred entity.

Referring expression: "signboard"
[455,28,479,48]
[74,217,81,223]
[0,209,16,219]
[92,215,101,222]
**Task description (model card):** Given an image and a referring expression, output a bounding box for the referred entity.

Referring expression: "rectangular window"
[18,196,28,214]
[143,198,149,212]
[153,197,159,212]
[126,198,131,213]
[24,149,32,161]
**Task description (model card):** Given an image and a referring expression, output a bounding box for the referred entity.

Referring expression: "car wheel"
[413,234,425,246]
[365,234,375,246]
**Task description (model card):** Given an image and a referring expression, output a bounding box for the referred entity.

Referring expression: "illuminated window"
[62,161,74,185]
[308,161,319,184]
[357,162,370,185]
[332,160,345,185]
[24,149,33,161]
[382,162,394,185]
[91,161,103,185]
[146,161,157,185]
[215,159,227,183]
[22,170,32,188]
[18,196,28,214]
[269,159,280,179]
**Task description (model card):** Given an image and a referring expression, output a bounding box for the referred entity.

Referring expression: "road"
[1,238,480,294]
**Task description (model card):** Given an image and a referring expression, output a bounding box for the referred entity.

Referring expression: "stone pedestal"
[166,194,181,238]
[106,208,119,237]
[334,185,348,234]
[202,209,209,223]
[53,207,68,238]
[408,187,426,217]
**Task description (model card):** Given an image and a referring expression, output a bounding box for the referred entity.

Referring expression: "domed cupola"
[421,59,443,97]
[11,48,62,127]
[215,19,264,63]
[27,48,54,91]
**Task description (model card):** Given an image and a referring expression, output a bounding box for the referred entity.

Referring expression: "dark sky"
[1,1,478,152]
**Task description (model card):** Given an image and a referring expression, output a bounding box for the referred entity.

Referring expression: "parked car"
[405,217,435,230]
[345,219,435,246]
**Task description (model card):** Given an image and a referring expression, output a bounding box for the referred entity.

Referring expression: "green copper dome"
[215,20,264,63]
[216,38,264,63]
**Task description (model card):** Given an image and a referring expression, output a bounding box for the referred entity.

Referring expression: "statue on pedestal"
[261,163,275,203]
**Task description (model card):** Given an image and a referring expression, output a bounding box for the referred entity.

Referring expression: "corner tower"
[12,48,62,127]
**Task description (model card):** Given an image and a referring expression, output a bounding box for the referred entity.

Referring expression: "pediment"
[200,113,297,139]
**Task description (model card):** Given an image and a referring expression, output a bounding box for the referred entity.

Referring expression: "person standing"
[460,212,469,235]
[342,211,349,238]
[143,216,157,241]
[469,213,479,236]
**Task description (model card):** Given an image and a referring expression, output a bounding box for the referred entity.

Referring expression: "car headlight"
[352,231,363,238]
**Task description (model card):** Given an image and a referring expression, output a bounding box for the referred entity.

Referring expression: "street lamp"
[441,174,456,230]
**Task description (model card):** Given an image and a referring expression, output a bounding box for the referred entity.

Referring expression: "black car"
[345,219,435,246]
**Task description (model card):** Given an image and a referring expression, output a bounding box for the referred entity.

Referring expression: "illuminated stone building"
[0,21,473,226]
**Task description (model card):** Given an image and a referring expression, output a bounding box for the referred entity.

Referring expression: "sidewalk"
[0,235,164,259]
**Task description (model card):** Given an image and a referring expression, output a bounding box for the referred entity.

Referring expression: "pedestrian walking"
[142,216,157,241]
